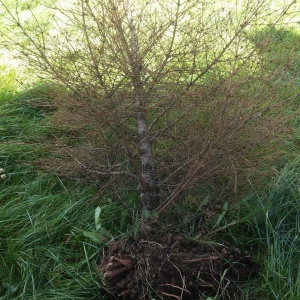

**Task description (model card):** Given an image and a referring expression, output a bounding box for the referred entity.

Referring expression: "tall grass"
[0,172,102,299]
[261,159,300,300]
[227,157,300,300]
[0,82,133,299]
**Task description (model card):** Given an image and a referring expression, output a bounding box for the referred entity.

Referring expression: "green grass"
[222,157,300,299]
[0,170,133,299]
[0,83,135,299]
[261,159,300,300]
[0,66,19,103]
[0,173,101,299]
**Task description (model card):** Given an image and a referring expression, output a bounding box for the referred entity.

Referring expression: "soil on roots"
[98,233,257,299]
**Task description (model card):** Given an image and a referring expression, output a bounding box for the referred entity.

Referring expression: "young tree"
[0,0,298,221]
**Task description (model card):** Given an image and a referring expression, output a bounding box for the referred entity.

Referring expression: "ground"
[99,232,257,299]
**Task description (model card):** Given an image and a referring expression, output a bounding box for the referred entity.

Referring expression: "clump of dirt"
[98,233,257,299]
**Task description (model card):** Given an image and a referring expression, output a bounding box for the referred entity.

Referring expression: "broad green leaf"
[83,231,100,243]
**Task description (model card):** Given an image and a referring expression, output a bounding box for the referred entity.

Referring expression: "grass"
[0,66,20,103]
[222,157,300,299]
[0,170,134,299]
[0,177,97,299]
[0,173,101,299]
[261,159,300,300]
[0,83,136,299]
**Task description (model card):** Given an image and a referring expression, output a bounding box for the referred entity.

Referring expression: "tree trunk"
[128,9,159,212]
[135,92,160,212]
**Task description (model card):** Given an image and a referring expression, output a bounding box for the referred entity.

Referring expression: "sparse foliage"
[0,0,299,220]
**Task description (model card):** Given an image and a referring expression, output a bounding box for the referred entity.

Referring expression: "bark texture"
[128,8,159,212]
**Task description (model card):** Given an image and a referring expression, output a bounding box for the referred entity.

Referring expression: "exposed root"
[99,233,257,299]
